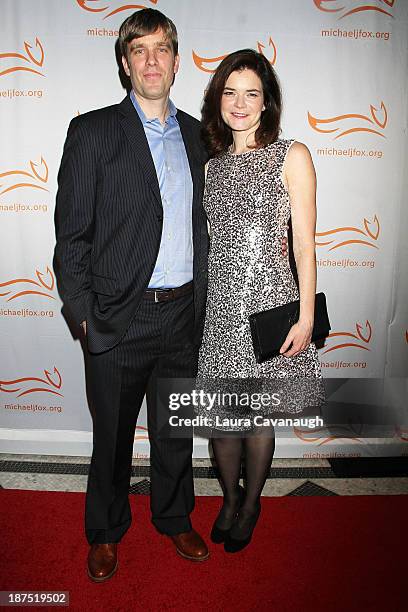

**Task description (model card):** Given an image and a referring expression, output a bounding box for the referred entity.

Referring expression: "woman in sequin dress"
[196,49,323,552]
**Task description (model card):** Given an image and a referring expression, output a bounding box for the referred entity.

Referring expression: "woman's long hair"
[201,49,282,158]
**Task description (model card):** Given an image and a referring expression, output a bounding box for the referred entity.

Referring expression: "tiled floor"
[1,454,407,496]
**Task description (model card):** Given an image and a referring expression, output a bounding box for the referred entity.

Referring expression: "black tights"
[211,426,275,529]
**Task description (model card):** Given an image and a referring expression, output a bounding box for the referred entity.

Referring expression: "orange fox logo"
[0,38,44,78]
[76,0,158,19]
[322,320,372,354]
[0,367,63,398]
[314,0,395,19]
[0,267,55,302]
[395,426,408,442]
[192,37,277,73]
[294,423,363,445]
[315,215,380,250]
[308,102,387,139]
[0,157,49,196]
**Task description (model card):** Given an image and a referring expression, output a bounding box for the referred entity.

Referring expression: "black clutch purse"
[249,292,330,364]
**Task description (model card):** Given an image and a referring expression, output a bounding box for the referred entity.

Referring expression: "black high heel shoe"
[224,502,261,553]
[210,485,245,544]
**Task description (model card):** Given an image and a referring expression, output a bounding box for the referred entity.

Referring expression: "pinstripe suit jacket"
[53,94,209,354]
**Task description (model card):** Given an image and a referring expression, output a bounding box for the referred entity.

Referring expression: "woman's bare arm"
[279,141,317,357]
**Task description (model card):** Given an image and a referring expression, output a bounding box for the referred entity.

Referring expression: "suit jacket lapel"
[117,95,162,211]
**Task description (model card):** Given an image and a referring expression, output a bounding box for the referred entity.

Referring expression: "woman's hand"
[279,319,313,357]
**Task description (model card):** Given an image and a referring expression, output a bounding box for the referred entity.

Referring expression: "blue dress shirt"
[130,90,193,289]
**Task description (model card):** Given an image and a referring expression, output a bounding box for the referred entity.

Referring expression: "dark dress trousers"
[54,94,209,543]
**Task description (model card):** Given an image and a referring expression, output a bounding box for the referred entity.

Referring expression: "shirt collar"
[130,90,178,125]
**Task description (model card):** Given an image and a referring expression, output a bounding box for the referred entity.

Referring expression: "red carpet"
[1,490,406,611]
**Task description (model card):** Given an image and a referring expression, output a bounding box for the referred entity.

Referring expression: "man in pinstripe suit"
[54,9,210,581]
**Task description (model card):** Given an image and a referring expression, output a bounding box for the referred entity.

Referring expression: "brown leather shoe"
[87,543,118,582]
[169,529,209,562]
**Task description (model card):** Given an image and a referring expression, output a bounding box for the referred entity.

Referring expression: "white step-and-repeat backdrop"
[1,0,407,458]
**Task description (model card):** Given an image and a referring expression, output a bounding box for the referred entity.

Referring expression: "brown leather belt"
[143,281,193,303]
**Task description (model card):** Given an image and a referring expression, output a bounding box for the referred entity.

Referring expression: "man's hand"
[81,320,87,335]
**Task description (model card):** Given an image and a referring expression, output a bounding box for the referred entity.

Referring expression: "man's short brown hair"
[119,8,178,58]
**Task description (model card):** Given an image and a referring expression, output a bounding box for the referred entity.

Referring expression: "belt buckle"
[154,290,160,303]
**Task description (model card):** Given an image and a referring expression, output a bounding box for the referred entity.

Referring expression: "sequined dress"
[196,139,323,426]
